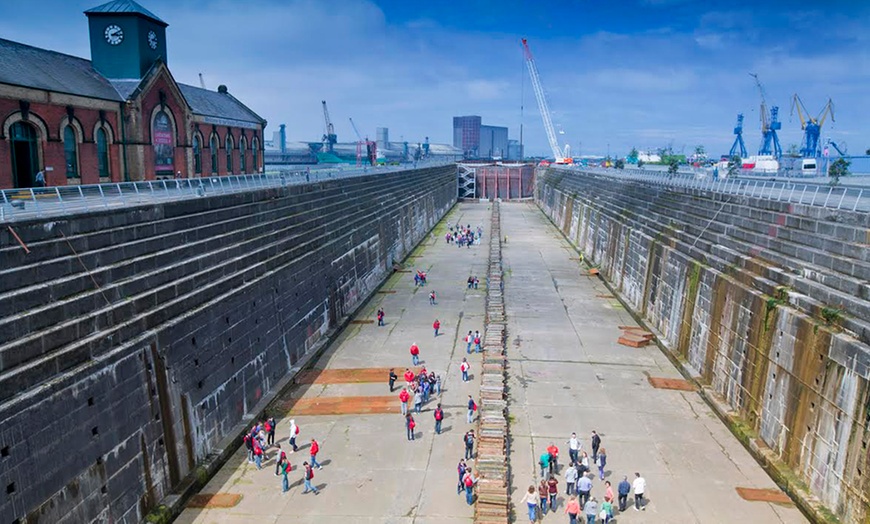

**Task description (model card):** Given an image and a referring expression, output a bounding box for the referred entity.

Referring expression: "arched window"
[192,134,202,174]
[63,125,78,178]
[210,134,219,175]
[225,134,234,174]
[96,128,110,179]
[252,137,259,173]
[239,136,247,173]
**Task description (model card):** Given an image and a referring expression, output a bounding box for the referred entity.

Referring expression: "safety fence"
[562,167,870,212]
[0,161,454,222]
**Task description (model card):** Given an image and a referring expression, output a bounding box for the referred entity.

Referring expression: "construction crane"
[521,38,572,164]
[321,100,337,153]
[728,113,747,158]
[825,138,847,157]
[790,94,834,158]
[348,117,375,166]
[749,73,782,158]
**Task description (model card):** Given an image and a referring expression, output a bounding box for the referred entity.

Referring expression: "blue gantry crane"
[790,94,834,158]
[729,113,748,158]
[750,73,782,158]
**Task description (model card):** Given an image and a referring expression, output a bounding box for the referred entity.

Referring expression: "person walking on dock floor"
[460,358,470,382]
[520,485,539,524]
[577,473,592,507]
[591,430,601,462]
[565,461,577,495]
[568,432,581,465]
[474,331,481,352]
[280,459,291,493]
[377,308,385,326]
[565,494,580,524]
[538,479,549,516]
[266,417,276,446]
[547,442,560,475]
[539,450,550,479]
[404,368,415,388]
[410,342,420,366]
[632,472,646,511]
[413,389,423,414]
[464,430,475,459]
[399,387,410,415]
[406,413,416,441]
[309,438,323,470]
[288,419,299,453]
[302,461,319,494]
[465,331,473,353]
[467,395,477,423]
[433,319,440,337]
[597,447,607,480]
[429,290,437,305]
[457,459,467,495]
[583,496,598,524]
[274,444,287,476]
[389,368,397,392]
[617,475,631,512]
[434,403,444,434]
[547,474,559,511]
[463,469,478,505]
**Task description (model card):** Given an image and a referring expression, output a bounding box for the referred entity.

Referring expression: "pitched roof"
[178,84,266,125]
[0,38,123,101]
[84,0,167,27]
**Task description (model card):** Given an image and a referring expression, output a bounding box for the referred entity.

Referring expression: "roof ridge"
[0,37,91,65]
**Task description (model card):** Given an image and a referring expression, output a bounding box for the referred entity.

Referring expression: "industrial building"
[452,115,512,160]
[0,0,265,189]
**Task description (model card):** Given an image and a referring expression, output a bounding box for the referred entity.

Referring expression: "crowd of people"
[520,431,648,523]
[243,417,326,496]
[445,223,484,248]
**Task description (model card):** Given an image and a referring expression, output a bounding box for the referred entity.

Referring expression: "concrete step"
[0,172,451,403]
[0,175,434,346]
[548,174,870,336]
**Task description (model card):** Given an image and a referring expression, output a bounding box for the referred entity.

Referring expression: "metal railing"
[0,160,454,223]
[556,166,870,212]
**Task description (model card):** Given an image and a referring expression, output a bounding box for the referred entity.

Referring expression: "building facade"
[453,115,481,158]
[0,0,266,189]
[479,124,508,159]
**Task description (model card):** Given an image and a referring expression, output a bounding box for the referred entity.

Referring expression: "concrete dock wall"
[0,165,456,523]
[537,168,870,522]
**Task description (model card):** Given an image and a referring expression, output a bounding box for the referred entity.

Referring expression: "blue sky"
[2,0,869,157]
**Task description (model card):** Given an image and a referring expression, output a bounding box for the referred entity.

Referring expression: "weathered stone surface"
[537,168,870,523]
[0,166,457,523]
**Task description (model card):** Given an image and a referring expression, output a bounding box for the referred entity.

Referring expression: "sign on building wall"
[153,111,174,173]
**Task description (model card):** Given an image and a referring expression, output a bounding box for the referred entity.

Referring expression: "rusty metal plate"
[735,487,793,504]
[187,493,242,508]
[647,377,696,391]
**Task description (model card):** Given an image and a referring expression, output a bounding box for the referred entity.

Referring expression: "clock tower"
[85,0,168,80]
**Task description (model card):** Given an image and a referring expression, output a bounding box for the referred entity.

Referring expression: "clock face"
[104,24,123,45]
[147,30,158,50]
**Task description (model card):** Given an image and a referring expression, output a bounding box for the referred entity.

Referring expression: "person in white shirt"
[632,472,646,511]
[567,432,581,464]
[519,485,539,523]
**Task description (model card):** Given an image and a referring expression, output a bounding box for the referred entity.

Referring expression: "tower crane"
[728,113,747,158]
[790,94,834,158]
[521,38,572,164]
[321,100,337,154]
[749,73,782,158]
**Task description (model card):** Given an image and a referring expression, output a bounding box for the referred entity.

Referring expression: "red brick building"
[0,0,266,189]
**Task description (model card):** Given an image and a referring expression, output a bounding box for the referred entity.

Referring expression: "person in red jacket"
[433,319,441,337]
[410,342,420,366]
[403,368,415,388]
[309,438,322,470]
[399,387,410,415]
[434,403,444,434]
[406,413,416,441]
